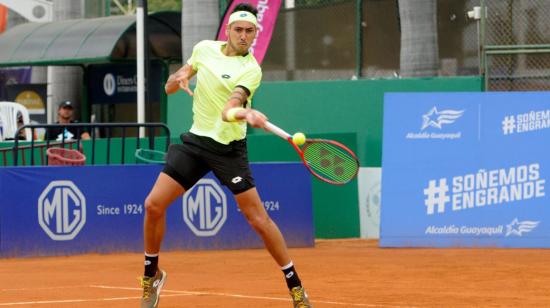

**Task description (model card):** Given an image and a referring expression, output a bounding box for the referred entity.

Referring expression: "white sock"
[281,261,294,270]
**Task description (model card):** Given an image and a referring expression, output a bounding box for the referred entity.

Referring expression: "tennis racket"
[264,121,359,185]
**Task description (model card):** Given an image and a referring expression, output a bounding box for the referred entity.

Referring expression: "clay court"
[2,239,550,307]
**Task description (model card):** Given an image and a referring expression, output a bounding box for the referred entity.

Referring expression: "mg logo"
[183,179,227,237]
[38,181,86,241]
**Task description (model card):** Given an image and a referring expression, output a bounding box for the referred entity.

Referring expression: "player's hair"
[232,3,258,17]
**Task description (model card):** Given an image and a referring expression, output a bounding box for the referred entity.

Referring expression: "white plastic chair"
[0,102,32,141]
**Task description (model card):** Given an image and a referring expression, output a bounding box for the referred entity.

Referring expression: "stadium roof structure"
[0,11,181,67]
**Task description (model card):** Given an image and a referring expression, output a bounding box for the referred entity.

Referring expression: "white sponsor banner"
[358,167,381,238]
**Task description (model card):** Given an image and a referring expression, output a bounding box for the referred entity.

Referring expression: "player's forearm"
[222,88,249,122]
[223,99,267,128]
[223,105,249,122]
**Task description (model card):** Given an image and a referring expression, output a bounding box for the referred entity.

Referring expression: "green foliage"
[147,0,181,12]
[109,0,181,16]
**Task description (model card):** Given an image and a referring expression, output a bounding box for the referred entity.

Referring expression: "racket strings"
[303,141,358,183]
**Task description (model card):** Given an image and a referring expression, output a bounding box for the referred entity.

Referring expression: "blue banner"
[381,92,549,247]
[0,163,313,257]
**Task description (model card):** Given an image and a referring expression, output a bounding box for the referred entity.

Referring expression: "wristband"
[226,107,245,122]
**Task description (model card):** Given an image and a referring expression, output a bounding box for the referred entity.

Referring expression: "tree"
[147,0,181,12]
[110,0,181,15]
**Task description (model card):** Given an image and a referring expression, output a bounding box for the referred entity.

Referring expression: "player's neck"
[222,43,247,57]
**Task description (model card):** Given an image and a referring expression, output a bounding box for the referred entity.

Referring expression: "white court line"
[0,294,189,306]
[1,285,90,292]
[91,284,419,308]
[0,284,419,308]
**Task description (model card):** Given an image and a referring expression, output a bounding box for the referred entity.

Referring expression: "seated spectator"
[45,101,91,141]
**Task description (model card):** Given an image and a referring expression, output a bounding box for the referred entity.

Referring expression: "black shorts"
[162,132,255,194]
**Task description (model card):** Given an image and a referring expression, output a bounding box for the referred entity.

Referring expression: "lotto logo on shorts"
[38,181,87,241]
[182,178,227,237]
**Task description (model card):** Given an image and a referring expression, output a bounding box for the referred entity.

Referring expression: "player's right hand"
[177,77,194,96]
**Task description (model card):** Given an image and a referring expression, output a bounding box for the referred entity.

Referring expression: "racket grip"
[265,122,291,140]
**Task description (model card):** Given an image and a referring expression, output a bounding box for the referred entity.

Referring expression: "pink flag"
[217,0,283,64]
[0,5,7,33]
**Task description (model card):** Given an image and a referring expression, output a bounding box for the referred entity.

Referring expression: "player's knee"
[144,197,165,219]
[246,215,271,235]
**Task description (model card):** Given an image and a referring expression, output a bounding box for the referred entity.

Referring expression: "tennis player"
[139,3,312,308]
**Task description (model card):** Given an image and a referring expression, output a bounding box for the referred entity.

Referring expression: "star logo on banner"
[421,107,465,130]
[505,218,540,237]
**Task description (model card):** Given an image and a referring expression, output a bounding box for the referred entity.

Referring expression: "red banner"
[0,5,7,33]
[216,0,282,64]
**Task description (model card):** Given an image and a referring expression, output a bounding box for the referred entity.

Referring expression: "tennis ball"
[292,132,306,146]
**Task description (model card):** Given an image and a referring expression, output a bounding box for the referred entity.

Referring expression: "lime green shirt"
[187,40,262,144]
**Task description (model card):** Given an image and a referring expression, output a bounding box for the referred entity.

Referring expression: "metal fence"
[222,0,481,81]
[1,123,170,166]
[482,0,550,91]
[220,0,550,88]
